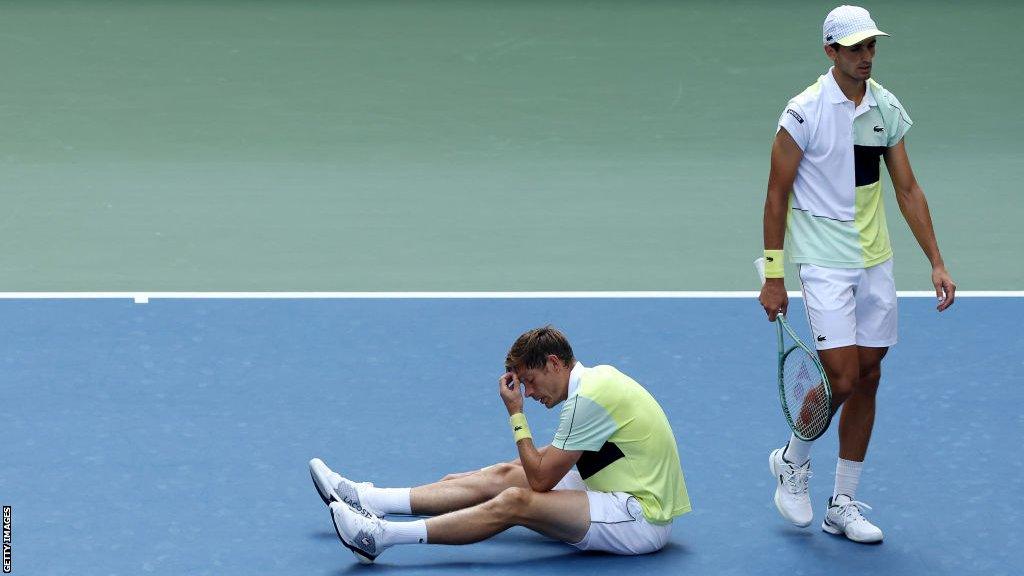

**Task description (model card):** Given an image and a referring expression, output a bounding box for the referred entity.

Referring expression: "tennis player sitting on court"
[309,326,691,563]
[759,6,956,543]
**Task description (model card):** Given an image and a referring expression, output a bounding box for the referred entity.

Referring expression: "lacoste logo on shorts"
[514,426,523,431]
[786,109,805,124]
[873,126,884,132]
[766,256,775,262]
[817,335,827,342]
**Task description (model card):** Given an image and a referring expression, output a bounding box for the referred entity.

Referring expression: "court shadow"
[310,530,341,542]
[774,525,816,540]
[331,539,692,575]
[774,524,885,546]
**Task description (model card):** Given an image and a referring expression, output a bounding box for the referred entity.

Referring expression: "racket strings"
[782,351,831,439]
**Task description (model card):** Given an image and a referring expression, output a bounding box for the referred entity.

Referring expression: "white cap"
[823,5,889,46]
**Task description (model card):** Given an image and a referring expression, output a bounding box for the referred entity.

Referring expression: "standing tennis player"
[759,6,956,543]
[309,326,690,563]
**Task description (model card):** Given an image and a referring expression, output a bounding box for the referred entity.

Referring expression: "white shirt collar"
[823,66,876,109]
[824,67,849,104]
[567,361,585,398]
[863,83,877,107]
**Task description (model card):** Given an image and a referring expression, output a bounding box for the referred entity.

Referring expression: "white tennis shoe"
[308,458,382,516]
[769,447,813,527]
[822,494,884,543]
[330,501,388,564]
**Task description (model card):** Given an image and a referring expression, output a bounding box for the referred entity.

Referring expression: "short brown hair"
[505,325,576,372]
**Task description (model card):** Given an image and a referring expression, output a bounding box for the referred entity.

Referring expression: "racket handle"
[754,257,766,285]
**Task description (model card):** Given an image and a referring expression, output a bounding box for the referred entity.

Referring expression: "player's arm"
[437,446,552,482]
[514,442,580,492]
[498,373,582,492]
[883,139,956,311]
[507,445,551,466]
[761,127,803,320]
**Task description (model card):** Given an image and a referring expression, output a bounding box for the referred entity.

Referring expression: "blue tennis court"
[2,1,1020,574]
[2,296,1018,575]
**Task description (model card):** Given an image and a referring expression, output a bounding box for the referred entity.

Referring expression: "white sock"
[361,487,412,515]
[783,434,813,465]
[381,519,428,546]
[833,458,863,500]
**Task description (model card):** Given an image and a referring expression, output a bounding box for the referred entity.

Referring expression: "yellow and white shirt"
[777,67,913,268]
[552,362,691,524]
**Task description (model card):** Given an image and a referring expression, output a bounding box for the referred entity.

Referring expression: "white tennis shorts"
[798,259,898,350]
[552,470,672,555]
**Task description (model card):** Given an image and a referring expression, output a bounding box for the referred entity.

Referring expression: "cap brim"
[837,29,889,46]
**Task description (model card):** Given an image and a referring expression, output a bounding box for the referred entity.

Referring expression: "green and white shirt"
[777,68,913,268]
[552,362,691,524]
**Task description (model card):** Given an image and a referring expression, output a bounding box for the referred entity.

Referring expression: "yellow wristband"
[764,250,784,278]
[509,413,532,443]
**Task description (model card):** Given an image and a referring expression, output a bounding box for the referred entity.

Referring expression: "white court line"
[0,291,1018,303]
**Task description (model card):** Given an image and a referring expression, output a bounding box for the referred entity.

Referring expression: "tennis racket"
[755,257,833,441]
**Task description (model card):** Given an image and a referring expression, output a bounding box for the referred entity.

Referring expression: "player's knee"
[489,462,518,480]
[855,364,882,395]
[482,463,519,489]
[488,487,533,520]
[830,374,857,401]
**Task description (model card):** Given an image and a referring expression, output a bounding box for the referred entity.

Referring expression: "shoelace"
[784,464,812,495]
[833,499,872,523]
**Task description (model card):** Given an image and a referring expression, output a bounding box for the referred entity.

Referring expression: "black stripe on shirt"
[854,145,886,187]
[791,207,853,223]
[577,441,625,480]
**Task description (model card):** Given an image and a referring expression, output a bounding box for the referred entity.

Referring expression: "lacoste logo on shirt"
[786,109,805,124]
[817,335,827,342]
[873,126,884,132]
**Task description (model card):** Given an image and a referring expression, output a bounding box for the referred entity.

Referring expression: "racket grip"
[754,257,766,285]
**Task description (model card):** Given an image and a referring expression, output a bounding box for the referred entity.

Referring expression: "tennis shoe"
[769,447,813,527]
[309,458,381,516]
[330,501,388,564]
[822,494,883,543]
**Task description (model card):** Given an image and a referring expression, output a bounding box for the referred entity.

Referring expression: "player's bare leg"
[411,462,532,515]
[311,459,532,517]
[425,487,590,544]
[329,487,591,563]
[821,346,887,543]
[837,346,887,461]
[817,345,860,411]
